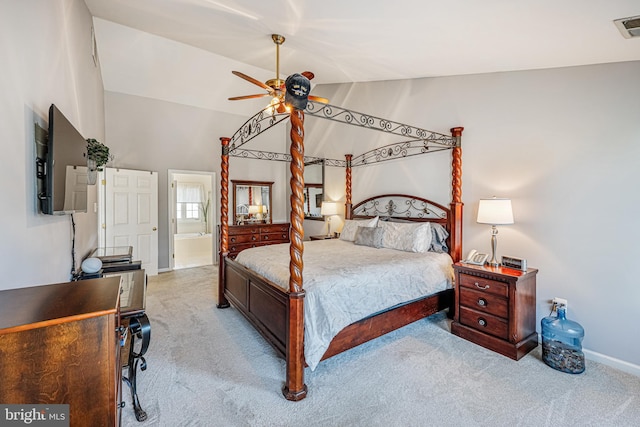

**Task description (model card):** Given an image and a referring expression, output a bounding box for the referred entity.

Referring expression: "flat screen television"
[40,104,89,215]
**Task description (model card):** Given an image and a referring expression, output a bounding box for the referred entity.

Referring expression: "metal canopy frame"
[227,100,458,167]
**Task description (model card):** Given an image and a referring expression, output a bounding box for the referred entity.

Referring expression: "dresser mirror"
[232,180,273,225]
[304,160,325,220]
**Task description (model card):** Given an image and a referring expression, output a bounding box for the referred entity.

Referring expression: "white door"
[102,167,158,275]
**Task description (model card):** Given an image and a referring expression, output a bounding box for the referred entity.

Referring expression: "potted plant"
[86,138,110,185]
[86,138,110,170]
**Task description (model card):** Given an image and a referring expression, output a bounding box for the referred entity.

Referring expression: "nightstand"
[451,262,538,360]
[309,235,337,241]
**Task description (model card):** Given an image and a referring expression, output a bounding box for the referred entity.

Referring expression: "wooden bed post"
[282,108,308,401]
[449,127,464,263]
[345,154,353,219]
[217,137,231,309]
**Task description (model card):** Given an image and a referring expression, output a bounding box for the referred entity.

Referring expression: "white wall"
[0,0,105,289]
[310,61,640,371]
[104,91,288,270]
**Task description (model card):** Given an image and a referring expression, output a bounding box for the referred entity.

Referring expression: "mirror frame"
[304,159,325,221]
[232,180,273,225]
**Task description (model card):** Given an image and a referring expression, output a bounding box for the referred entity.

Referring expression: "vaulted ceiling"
[85,0,640,115]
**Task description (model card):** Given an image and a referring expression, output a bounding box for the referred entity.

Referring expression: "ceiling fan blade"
[228,93,270,101]
[232,71,274,93]
[309,95,329,104]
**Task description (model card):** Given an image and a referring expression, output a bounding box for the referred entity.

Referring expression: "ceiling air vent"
[614,15,640,39]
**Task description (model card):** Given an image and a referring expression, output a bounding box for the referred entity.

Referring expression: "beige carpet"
[121,265,640,426]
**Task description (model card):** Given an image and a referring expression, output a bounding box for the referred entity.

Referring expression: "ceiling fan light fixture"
[266,96,288,114]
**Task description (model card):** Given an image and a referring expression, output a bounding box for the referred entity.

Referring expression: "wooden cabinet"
[226,223,290,258]
[0,277,123,426]
[451,262,538,360]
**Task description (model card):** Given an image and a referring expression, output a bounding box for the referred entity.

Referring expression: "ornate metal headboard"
[350,194,449,224]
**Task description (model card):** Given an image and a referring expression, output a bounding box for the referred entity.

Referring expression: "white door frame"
[168,169,217,271]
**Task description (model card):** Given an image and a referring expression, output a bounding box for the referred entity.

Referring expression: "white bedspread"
[234,239,454,370]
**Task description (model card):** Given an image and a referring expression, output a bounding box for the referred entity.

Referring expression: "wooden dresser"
[226,223,290,258]
[451,262,538,360]
[0,277,123,426]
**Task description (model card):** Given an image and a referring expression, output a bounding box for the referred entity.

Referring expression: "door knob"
[152,227,157,231]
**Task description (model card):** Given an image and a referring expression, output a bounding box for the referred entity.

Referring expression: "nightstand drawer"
[459,306,508,340]
[459,287,508,318]
[458,273,508,298]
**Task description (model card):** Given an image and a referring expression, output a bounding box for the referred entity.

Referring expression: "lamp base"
[488,226,499,267]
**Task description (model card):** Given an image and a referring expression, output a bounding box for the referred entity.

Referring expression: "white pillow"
[378,221,432,253]
[339,216,379,241]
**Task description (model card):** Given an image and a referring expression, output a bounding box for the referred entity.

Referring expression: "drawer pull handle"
[478,318,487,327]
[474,282,490,290]
[264,236,269,240]
[477,298,487,307]
[251,236,256,241]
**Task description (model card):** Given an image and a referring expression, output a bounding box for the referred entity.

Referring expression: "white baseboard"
[158,267,171,274]
[583,348,640,377]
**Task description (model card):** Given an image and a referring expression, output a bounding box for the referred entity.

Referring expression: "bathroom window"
[176,182,204,220]
[177,202,200,220]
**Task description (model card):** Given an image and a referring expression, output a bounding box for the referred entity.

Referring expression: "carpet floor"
[121,265,640,426]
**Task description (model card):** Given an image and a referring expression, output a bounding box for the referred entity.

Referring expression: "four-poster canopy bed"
[217,84,464,401]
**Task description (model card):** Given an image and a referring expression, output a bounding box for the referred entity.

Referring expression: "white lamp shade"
[477,198,514,225]
[320,201,340,216]
[248,205,262,214]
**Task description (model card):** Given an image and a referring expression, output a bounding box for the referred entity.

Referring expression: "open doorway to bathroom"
[168,170,216,270]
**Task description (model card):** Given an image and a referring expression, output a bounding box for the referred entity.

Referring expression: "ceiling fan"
[228,34,329,112]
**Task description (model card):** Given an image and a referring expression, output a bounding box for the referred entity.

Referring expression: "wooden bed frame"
[217,102,464,401]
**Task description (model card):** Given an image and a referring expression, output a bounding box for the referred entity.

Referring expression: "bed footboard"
[321,288,453,360]
[223,256,289,357]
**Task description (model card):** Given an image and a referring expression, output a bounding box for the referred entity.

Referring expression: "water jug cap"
[557,305,567,319]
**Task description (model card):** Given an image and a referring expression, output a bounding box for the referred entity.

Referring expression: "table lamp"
[476,197,514,267]
[320,201,340,237]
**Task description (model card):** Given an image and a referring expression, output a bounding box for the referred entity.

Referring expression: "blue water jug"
[541,305,585,374]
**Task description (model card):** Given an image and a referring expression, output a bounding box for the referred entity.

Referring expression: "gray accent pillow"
[354,226,384,248]
[429,223,449,253]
